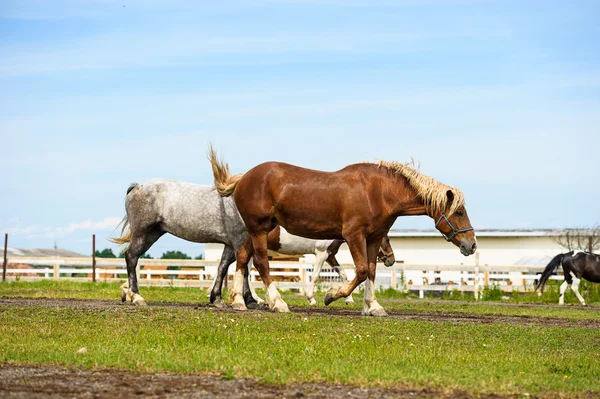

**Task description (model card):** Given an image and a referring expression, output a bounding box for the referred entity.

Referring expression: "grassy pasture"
[1,281,599,397]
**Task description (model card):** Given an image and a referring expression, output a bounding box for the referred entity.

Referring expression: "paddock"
[0,281,599,399]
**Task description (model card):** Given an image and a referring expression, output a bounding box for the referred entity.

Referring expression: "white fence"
[3,256,563,298]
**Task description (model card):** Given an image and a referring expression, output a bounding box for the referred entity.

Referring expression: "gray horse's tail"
[109,216,131,246]
[208,144,244,197]
[108,183,138,246]
[535,252,570,293]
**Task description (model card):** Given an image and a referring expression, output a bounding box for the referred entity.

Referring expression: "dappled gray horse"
[111,179,257,306]
[111,179,395,306]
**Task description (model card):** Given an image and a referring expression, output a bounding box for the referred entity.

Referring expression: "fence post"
[53,256,59,279]
[484,264,489,287]
[92,234,96,283]
[474,252,480,301]
[390,267,397,289]
[2,233,7,282]
[300,264,306,295]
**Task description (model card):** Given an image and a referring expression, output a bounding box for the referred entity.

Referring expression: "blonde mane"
[373,160,465,216]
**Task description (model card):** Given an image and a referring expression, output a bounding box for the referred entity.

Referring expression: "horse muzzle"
[459,240,477,256]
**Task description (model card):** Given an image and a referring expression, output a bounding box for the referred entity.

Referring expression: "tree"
[95,248,116,258]
[160,250,191,260]
[552,224,600,252]
[194,254,204,260]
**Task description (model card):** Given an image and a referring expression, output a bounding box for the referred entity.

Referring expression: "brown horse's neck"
[378,168,429,218]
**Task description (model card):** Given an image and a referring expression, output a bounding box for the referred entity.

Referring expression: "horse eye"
[456,211,464,217]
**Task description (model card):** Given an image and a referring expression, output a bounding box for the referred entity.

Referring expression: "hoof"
[308,298,317,306]
[231,302,248,311]
[369,308,388,317]
[272,302,290,313]
[324,291,336,306]
[133,298,148,307]
[212,298,226,309]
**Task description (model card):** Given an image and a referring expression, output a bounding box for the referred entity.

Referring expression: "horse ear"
[446,190,455,204]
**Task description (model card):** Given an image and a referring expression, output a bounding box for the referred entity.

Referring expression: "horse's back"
[126,179,244,243]
[234,162,380,239]
[576,252,600,283]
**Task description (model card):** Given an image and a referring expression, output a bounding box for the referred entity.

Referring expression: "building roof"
[388,229,567,238]
[6,248,87,257]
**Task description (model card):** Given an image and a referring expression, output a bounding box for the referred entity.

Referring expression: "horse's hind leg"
[123,226,164,306]
[306,250,329,305]
[230,236,253,310]
[558,280,569,305]
[569,273,587,306]
[209,245,236,307]
[327,254,354,305]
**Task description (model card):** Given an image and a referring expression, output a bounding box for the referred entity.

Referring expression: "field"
[1,281,599,398]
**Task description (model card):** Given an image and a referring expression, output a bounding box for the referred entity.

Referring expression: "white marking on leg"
[362,278,373,315]
[558,280,568,305]
[132,293,147,306]
[362,279,387,317]
[120,282,130,302]
[247,260,265,305]
[569,272,586,306]
[230,268,247,310]
[266,283,289,313]
[306,251,327,305]
[335,266,354,304]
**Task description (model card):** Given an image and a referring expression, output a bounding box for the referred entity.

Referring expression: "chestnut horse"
[209,147,477,316]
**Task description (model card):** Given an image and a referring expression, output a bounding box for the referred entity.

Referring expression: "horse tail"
[535,253,568,293]
[208,144,244,197]
[108,184,137,247]
[109,216,131,246]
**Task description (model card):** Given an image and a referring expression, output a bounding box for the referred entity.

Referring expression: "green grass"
[1,281,599,397]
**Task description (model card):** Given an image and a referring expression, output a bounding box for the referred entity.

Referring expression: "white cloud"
[1,217,122,239]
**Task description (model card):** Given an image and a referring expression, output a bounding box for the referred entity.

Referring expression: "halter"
[435,212,474,242]
[377,252,391,262]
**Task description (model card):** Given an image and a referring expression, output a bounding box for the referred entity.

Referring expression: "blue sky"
[1,0,599,258]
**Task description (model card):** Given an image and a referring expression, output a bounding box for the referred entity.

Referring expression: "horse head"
[433,190,477,256]
[377,235,396,267]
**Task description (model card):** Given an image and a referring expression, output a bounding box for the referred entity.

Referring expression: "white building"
[205,229,569,267]
[204,229,588,290]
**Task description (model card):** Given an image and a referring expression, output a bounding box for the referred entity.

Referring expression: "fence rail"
[3,256,563,299]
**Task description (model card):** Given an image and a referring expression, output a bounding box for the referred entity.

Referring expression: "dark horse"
[535,251,600,305]
[210,148,477,316]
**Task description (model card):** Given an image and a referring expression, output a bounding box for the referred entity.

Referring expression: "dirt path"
[2,298,598,398]
[1,297,599,329]
[0,365,508,399]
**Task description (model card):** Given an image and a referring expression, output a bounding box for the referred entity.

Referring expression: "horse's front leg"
[327,254,354,305]
[249,232,289,312]
[242,259,267,309]
[362,238,387,317]
[324,234,368,307]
